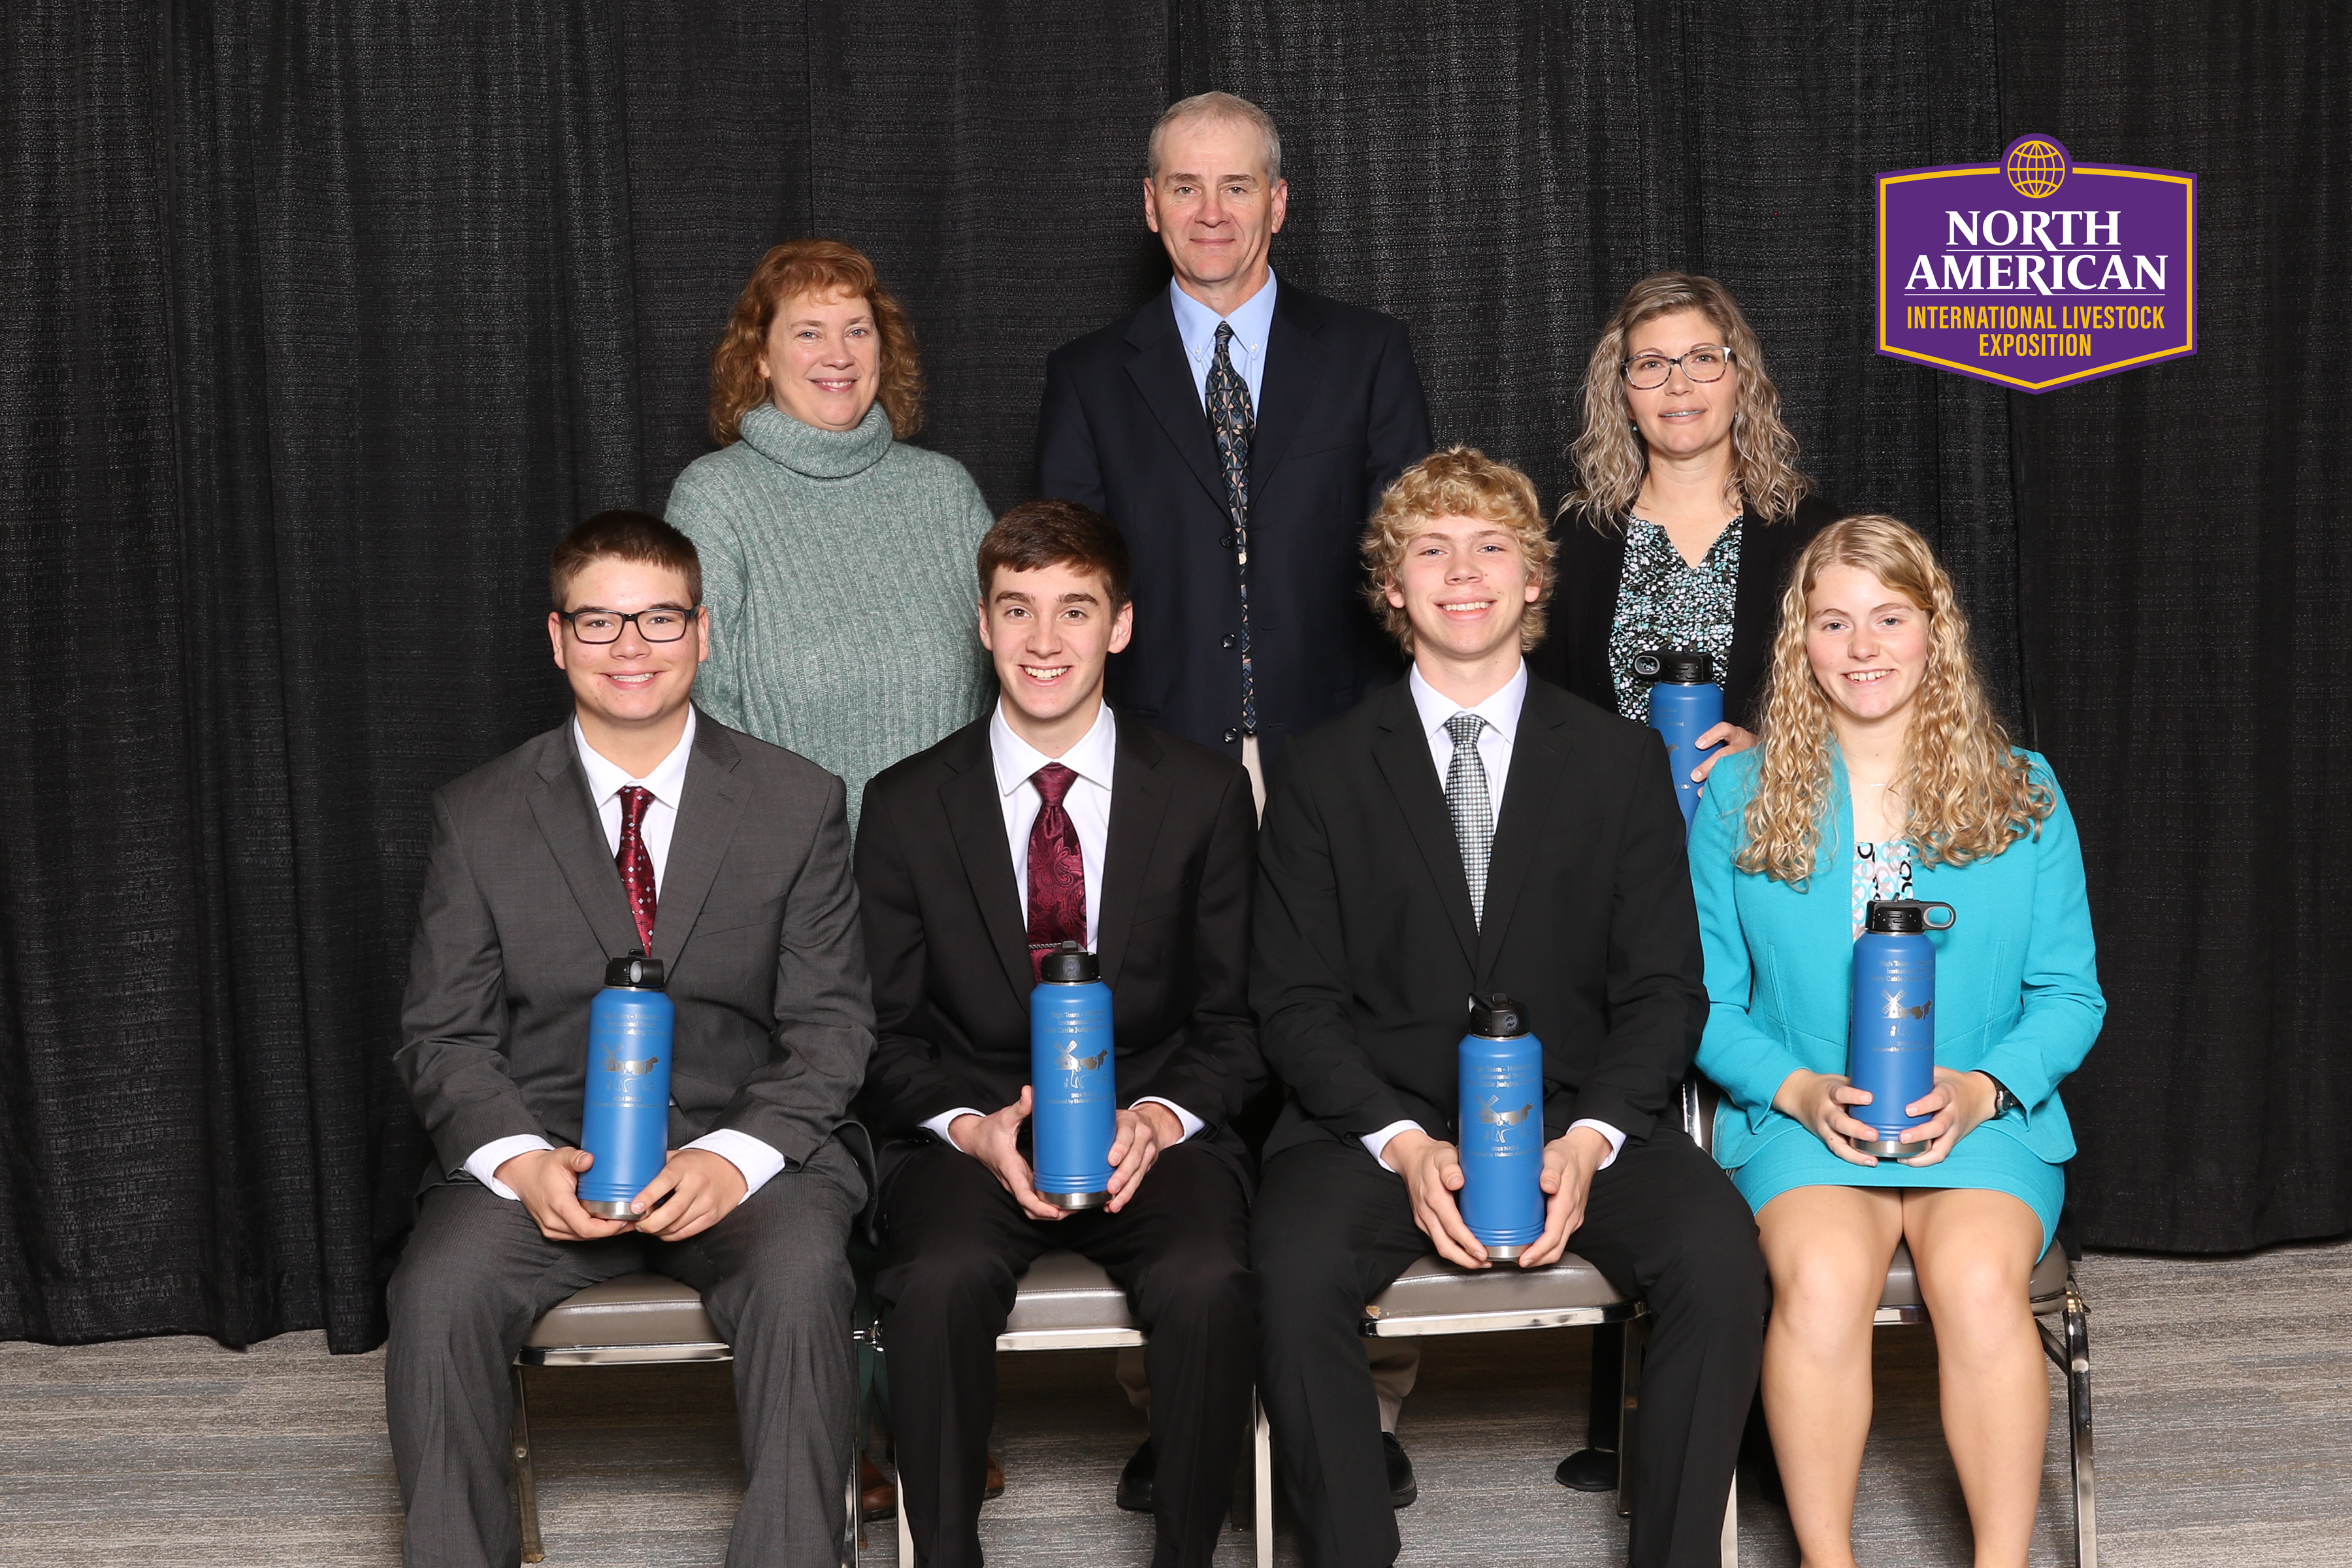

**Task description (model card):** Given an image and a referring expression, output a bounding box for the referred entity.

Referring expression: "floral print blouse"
[1609,514,1744,721]
[1852,838,1918,939]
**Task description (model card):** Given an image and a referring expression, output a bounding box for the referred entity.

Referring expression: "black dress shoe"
[1117,1439,1154,1512]
[1554,1446,1619,1492]
[1382,1431,1418,1508]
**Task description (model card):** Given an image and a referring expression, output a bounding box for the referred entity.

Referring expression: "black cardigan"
[1531,491,1841,729]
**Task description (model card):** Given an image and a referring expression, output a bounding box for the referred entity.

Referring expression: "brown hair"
[978,499,1133,608]
[1738,514,2052,885]
[549,510,703,610]
[1362,446,1556,657]
[1563,272,1810,529]
[707,239,925,446]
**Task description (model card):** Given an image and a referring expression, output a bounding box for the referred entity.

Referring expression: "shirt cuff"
[1130,1096,1205,1143]
[1362,1120,1424,1171]
[921,1109,988,1154]
[1569,1119,1627,1171]
[465,1134,555,1200]
[684,1129,791,1199]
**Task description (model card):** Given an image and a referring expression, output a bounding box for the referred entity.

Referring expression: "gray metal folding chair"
[1687,1077,2097,1567]
[1359,1232,1740,1565]
[880,1248,1274,1568]
[512,1272,862,1567]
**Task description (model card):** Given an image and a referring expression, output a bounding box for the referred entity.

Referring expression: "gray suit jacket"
[397,710,875,1188]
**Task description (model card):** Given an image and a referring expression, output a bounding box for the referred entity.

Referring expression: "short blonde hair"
[1147,91,1282,183]
[1739,514,2052,884]
[1362,447,1555,656]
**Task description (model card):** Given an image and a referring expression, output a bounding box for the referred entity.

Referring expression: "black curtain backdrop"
[1,2,2342,1350]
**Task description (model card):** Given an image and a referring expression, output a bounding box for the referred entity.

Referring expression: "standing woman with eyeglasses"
[1536,271,1838,1494]
[1535,273,1838,781]
[668,240,996,831]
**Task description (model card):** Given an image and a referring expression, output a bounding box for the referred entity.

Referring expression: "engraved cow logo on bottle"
[1881,990,1934,1021]
[1056,1036,1108,1090]
[1477,1096,1533,1126]
[602,1051,662,1077]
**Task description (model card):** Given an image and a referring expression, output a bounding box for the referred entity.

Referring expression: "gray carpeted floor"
[3,1241,2347,1566]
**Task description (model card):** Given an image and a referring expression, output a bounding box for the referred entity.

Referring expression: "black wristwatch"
[1978,1072,2017,1118]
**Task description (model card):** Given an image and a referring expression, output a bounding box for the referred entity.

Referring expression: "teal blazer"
[1690,747,2104,1171]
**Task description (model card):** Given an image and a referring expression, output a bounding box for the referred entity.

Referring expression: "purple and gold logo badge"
[1877,135,2195,392]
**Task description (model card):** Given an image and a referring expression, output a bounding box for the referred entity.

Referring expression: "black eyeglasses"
[557,606,701,644]
[1622,345,1735,389]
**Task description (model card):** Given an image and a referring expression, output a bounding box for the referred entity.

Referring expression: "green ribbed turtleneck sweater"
[666,402,995,831]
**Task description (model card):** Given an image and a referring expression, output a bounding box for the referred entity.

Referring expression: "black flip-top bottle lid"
[1038,940,1100,984]
[1465,992,1530,1038]
[1863,899,1956,934]
[604,949,668,989]
[1631,648,1714,684]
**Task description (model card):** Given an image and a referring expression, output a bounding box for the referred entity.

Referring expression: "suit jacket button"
[1222,728,1240,744]
[1221,634,1237,649]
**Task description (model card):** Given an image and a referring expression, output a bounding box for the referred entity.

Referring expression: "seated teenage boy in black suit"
[855,499,1264,1568]
[1249,448,1767,1568]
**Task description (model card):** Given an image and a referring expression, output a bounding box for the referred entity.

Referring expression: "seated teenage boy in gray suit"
[386,510,874,1568]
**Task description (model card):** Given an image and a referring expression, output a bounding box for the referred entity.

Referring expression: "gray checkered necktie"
[1444,712,1494,924]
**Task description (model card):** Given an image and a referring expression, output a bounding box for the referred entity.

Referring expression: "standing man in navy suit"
[1037,90,1433,810]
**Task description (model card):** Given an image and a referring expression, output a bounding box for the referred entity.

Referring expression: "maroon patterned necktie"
[616,784,657,953]
[1026,763,1086,978]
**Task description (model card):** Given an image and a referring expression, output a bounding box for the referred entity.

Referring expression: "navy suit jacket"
[1036,281,1432,766]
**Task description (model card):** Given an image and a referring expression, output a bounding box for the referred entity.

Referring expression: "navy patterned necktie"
[1444,713,1494,925]
[1207,321,1258,740]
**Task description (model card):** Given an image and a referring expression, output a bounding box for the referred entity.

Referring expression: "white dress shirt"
[921,700,1205,1154]
[1168,271,1277,411]
[1361,662,1627,1174]
[463,710,791,1203]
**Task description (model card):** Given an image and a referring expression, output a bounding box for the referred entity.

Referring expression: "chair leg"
[842,1414,862,1568]
[896,1458,915,1565]
[1253,1388,1274,1568]
[2056,1284,2098,1568]
[510,1364,546,1565]
[1615,1313,1649,1521]
[1556,1323,1624,1490]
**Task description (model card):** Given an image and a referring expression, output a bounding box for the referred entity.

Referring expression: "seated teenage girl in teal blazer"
[1688,514,2102,1568]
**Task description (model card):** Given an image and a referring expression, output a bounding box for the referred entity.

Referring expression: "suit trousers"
[384,1139,864,1568]
[1252,1131,1765,1568]
[875,1139,1256,1568]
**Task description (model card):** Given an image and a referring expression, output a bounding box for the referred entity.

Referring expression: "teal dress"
[1689,748,2105,1252]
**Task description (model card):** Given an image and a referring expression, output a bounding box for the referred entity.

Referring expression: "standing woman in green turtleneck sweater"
[668,240,996,832]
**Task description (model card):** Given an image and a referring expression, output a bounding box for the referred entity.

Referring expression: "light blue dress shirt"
[1168,271,1277,411]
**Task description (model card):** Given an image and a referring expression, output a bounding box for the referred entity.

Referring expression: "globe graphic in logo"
[2004,138,2068,199]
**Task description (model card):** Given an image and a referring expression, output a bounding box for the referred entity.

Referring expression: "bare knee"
[1769,1243,1886,1347]
[1917,1250,2033,1350]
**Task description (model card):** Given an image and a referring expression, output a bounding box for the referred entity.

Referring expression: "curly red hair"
[708,239,925,445]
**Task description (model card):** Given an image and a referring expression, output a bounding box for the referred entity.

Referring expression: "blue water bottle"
[1847,900,1956,1156]
[1456,993,1546,1260]
[578,950,675,1218]
[1633,649,1726,834]
[1030,940,1115,1210]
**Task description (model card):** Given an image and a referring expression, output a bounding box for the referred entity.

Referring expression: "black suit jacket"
[855,711,1266,1192]
[1036,282,1433,764]
[1533,492,1842,727]
[1251,676,1707,1160]
[397,712,875,1190]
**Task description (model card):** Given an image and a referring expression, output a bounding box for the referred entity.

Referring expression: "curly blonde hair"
[1362,446,1556,657]
[708,239,924,446]
[1563,273,1809,529]
[1739,515,2052,885]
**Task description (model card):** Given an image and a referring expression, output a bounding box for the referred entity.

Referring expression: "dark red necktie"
[616,784,657,953]
[1026,763,1086,977]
